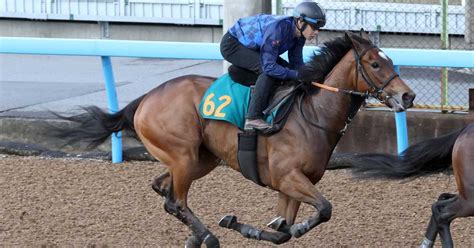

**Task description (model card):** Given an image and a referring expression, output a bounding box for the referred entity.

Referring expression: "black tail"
[351,127,466,179]
[49,95,146,149]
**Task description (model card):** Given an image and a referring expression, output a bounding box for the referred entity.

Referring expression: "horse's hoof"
[267,216,287,231]
[290,226,304,238]
[218,215,237,228]
[272,232,292,245]
[203,233,220,248]
[184,235,202,248]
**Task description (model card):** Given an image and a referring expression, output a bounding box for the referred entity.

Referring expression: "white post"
[466,0,474,46]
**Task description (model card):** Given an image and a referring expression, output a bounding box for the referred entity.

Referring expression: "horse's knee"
[318,199,332,222]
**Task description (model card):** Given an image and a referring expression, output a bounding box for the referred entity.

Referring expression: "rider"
[220,1,326,131]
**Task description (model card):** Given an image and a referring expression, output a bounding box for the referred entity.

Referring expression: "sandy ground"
[0,155,472,247]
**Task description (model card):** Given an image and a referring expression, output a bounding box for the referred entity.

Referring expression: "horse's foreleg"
[267,193,301,234]
[217,170,300,245]
[218,215,291,244]
[152,171,170,197]
[217,192,294,244]
[277,171,332,238]
[276,192,301,225]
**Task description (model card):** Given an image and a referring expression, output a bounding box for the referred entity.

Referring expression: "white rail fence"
[0,0,466,34]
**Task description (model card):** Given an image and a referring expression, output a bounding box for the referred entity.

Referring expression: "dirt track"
[0,155,472,247]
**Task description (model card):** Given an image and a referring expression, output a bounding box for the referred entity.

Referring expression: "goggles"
[303,16,325,30]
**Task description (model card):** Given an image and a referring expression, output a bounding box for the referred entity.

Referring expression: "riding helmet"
[292,1,326,30]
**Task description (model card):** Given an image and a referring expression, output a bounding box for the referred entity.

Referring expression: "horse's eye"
[371,62,380,69]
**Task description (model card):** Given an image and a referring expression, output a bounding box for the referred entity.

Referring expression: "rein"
[298,89,364,136]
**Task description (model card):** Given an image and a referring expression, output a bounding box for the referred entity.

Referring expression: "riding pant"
[220,32,290,119]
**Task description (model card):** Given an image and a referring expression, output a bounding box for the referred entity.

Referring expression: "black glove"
[295,68,312,86]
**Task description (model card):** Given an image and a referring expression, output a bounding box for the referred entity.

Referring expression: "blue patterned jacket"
[229,14,305,80]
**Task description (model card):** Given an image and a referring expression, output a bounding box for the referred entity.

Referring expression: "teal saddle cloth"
[199,74,283,130]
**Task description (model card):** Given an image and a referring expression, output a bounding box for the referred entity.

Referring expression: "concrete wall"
[335,110,473,154]
[1,110,472,156]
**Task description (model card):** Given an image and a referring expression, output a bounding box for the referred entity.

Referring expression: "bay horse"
[350,123,474,248]
[51,31,415,247]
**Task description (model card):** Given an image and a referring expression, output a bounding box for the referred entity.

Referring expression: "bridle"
[352,45,399,103]
[299,44,400,136]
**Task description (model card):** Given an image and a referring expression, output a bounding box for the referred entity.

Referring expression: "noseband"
[353,46,399,102]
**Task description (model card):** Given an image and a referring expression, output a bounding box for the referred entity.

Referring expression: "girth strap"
[237,131,265,187]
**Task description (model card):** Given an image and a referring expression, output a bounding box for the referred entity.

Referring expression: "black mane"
[298,36,353,84]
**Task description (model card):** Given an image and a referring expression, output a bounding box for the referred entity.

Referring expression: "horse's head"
[345,31,415,112]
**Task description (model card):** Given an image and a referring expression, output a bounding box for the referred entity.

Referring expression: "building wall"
[0,19,223,42]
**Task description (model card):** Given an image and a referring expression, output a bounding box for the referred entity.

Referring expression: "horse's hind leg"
[430,192,473,248]
[420,215,438,248]
[165,172,219,247]
[218,215,291,244]
[427,140,474,248]
[143,138,220,246]
[164,147,221,247]
[420,193,456,248]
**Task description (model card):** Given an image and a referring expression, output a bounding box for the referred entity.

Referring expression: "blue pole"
[395,111,408,154]
[101,56,122,163]
[393,65,408,154]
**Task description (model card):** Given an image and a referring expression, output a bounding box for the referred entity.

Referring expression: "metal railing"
[1,37,473,161]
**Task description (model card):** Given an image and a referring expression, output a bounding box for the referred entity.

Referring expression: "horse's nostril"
[402,92,415,103]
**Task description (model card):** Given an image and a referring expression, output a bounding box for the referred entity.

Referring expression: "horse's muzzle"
[387,92,416,112]
[402,92,416,109]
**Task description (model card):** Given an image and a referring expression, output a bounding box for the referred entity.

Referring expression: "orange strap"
[311,82,339,93]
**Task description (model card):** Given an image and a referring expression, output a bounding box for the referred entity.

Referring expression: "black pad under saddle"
[228,65,304,136]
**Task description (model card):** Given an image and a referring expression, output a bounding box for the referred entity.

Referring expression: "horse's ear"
[345,31,364,53]
[359,28,371,41]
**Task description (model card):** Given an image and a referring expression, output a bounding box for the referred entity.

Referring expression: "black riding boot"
[245,74,275,131]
